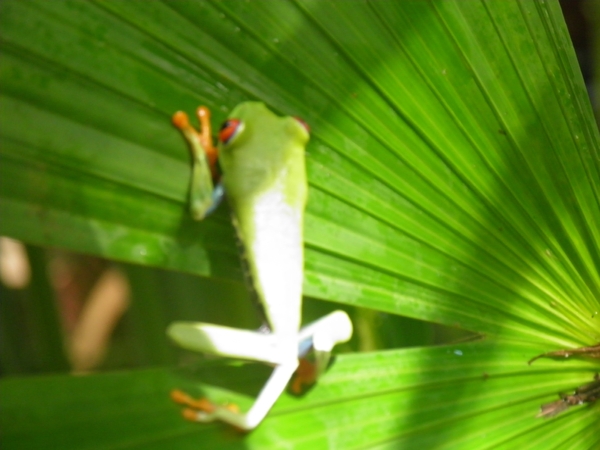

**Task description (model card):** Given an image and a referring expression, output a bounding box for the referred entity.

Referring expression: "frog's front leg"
[168,322,299,430]
[172,108,223,220]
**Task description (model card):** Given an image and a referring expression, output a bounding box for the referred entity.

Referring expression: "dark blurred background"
[559,0,597,119]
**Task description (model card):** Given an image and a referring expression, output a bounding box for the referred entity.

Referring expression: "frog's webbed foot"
[171,363,298,430]
[171,389,239,423]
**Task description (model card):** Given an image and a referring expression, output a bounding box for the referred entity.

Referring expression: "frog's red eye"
[219,119,242,144]
[293,117,310,133]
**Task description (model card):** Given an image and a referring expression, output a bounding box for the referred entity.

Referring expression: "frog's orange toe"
[197,106,211,121]
[182,408,200,422]
[171,389,216,411]
[171,389,193,405]
[172,111,190,129]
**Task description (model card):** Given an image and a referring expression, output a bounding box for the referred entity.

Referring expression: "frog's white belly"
[248,185,303,338]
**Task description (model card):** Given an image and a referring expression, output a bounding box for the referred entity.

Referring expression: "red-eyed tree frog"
[167,102,353,430]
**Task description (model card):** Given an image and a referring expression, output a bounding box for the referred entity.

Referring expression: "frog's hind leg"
[179,362,298,430]
[167,322,299,430]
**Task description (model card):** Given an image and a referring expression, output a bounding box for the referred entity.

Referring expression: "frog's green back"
[219,102,309,336]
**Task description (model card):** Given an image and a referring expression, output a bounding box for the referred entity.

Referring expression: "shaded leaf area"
[1,340,598,450]
[0,246,68,374]
[1,0,598,345]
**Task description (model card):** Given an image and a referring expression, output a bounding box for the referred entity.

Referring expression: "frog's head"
[217,102,309,158]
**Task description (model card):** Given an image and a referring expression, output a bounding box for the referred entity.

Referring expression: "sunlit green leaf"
[0,0,598,448]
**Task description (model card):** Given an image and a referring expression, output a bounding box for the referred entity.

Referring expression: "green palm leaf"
[1,1,598,449]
